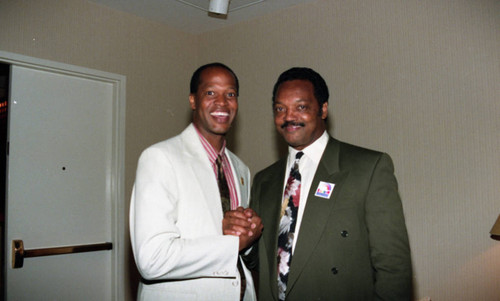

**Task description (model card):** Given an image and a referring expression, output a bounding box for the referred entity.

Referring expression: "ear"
[321,102,328,120]
[189,94,196,110]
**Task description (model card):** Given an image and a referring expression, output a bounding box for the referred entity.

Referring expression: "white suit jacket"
[130,124,255,301]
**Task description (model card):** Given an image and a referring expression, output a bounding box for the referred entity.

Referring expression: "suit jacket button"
[341,230,349,237]
[331,267,339,274]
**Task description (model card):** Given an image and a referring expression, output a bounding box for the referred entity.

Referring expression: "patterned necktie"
[216,155,231,213]
[216,154,246,300]
[277,151,304,301]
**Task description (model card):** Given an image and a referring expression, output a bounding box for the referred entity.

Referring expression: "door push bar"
[12,240,113,269]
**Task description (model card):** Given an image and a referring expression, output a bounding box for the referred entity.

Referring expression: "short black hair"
[272,67,329,107]
[190,62,239,96]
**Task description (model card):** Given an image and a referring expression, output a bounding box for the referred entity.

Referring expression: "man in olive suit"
[244,67,412,300]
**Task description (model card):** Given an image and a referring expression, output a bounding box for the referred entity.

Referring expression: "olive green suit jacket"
[246,137,412,301]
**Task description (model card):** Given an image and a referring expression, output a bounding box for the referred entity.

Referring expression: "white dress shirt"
[283,131,329,253]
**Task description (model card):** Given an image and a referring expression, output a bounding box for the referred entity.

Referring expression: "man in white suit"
[130,63,263,301]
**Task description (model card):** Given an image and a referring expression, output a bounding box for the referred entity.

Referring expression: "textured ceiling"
[88,0,317,34]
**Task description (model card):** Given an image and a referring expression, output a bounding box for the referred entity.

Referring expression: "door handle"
[12,240,113,269]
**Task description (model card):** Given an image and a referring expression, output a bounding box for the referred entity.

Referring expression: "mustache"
[281,121,305,129]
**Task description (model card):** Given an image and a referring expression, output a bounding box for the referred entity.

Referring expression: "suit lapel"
[286,138,349,293]
[226,151,248,207]
[182,125,224,230]
[258,159,287,299]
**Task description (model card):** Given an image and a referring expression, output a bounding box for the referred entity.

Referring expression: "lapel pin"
[315,181,335,199]
[240,177,244,185]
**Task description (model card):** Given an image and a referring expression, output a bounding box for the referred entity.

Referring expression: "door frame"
[0,50,126,300]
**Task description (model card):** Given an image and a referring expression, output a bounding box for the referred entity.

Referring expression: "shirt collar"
[288,130,329,165]
[193,123,226,164]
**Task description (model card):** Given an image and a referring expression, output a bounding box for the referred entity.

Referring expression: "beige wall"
[0,0,199,298]
[198,1,500,300]
[1,0,499,300]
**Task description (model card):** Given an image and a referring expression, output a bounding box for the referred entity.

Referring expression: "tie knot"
[216,155,225,168]
[291,151,303,172]
[295,151,304,160]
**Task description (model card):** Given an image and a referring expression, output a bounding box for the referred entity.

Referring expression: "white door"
[2,52,125,300]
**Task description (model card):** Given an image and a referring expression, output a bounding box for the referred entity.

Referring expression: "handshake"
[223,207,263,252]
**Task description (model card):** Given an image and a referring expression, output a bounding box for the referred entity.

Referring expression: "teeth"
[211,112,229,117]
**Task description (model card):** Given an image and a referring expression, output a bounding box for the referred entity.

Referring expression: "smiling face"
[189,66,238,148]
[273,79,328,150]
